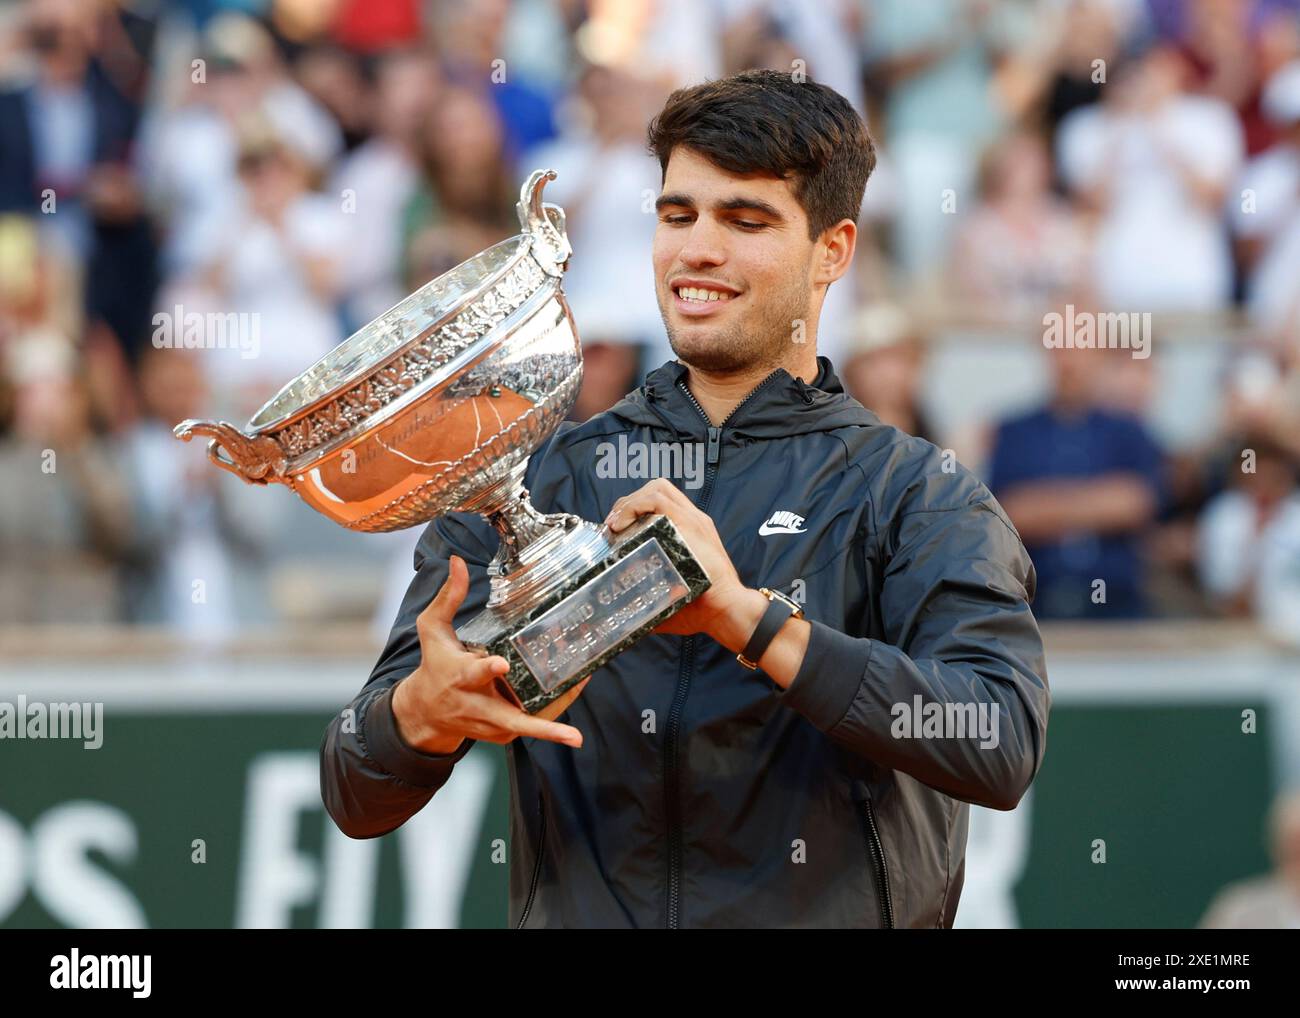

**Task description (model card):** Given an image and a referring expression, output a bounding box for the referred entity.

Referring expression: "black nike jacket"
[320,355,1051,928]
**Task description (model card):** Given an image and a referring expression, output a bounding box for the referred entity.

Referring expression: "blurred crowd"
[1,0,1299,640]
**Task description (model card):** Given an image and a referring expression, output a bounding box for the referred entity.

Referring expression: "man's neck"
[681,350,820,427]
[1050,393,1094,422]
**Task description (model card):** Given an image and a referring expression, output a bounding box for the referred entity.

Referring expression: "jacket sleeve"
[775,497,1050,811]
[320,510,498,838]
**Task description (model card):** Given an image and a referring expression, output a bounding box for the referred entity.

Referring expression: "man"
[321,69,1050,928]
[987,343,1164,620]
[1200,788,1300,929]
[0,0,157,362]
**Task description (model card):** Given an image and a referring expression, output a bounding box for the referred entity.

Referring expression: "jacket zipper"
[861,796,895,929]
[675,370,783,433]
[517,790,546,929]
[664,370,781,929]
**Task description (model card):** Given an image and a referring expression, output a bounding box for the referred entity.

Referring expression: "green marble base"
[456,514,710,713]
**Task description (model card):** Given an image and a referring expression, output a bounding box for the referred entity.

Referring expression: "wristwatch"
[736,587,804,670]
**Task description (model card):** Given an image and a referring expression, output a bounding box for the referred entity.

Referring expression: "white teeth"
[676,285,731,302]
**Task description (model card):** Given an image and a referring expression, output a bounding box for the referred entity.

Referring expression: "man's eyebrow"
[653,193,785,220]
[715,196,784,219]
[654,192,694,211]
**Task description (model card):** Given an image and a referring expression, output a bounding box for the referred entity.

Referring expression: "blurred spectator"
[140,11,341,281]
[1218,336,1300,458]
[294,44,372,154]
[118,345,272,641]
[0,212,81,351]
[1247,3,1300,149]
[0,333,131,623]
[570,330,643,423]
[402,85,515,289]
[330,47,441,327]
[1057,44,1243,311]
[987,343,1165,619]
[1169,0,1300,155]
[1234,59,1300,333]
[497,0,575,91]
[949,129,1091,320]
[0,0,156,363]
[430,0,557,162]
[528,60,668,401]
[1200,788,1300,928]
[1035,0,1130,142]
[1197,434,1300,642]
[1175,0,1259,121]
[862,0,1027,278]
[720,0,865,115]
[568,0,722,94]
[840,301,936,443]
[195,111,346,411]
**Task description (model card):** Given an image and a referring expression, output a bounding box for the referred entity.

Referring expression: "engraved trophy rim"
[244,234,533,440]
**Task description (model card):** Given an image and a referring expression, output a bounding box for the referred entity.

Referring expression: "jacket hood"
[607,355,879,441]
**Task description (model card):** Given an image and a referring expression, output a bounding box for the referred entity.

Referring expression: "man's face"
[653,146,818,374]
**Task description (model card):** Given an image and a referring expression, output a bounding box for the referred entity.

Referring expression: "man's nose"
[676,219,726,269]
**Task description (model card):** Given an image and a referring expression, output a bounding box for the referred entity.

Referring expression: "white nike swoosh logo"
[758,522,807,536]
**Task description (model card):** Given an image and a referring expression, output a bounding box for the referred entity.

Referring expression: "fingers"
[463,689,584,748]
[606,478,689,532]
[408,552,591,749]
[460,652,512,689]
[417,554,469,646]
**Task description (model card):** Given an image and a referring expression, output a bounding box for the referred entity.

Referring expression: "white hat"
[847,302,917,357]
[5,329,76,385]
[1263,60,1300,126]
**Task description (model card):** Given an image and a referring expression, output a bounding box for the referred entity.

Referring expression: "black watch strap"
[738,594,798,670]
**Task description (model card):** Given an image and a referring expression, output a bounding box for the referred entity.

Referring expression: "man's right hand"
[389,554,587,754]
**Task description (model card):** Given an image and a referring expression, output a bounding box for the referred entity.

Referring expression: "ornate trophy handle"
[517,168,571,277]
[173,419,288,486]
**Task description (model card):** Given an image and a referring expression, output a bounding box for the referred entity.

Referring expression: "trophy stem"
[462,462,611,611]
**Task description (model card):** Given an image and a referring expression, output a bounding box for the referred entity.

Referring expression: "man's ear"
[813,218,857,287]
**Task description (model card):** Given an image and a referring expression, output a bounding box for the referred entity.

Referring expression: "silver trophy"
[174,170,710,713]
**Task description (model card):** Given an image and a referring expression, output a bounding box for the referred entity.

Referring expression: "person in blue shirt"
[988,344,1165,619]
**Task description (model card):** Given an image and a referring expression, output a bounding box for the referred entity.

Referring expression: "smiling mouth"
[672,284,737,304]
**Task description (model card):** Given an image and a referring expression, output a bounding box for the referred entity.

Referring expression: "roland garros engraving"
[512,540,688,693]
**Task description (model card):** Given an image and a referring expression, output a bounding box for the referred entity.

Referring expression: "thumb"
[418,554,470,642]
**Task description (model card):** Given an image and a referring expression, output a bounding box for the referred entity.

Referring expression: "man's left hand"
[604,478,747,640]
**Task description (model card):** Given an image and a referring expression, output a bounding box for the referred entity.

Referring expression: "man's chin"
[665,323,714,357]
[666,332,751,373]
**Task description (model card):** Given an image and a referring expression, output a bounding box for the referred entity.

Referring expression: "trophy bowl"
[175,169,710,712]
[175,169,580,535]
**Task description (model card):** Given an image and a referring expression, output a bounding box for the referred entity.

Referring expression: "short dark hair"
[646,69,875,240]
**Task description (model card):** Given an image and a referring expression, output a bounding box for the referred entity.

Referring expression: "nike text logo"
[758,511,806,536]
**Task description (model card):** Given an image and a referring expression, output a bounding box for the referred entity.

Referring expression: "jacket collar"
[609,355,878,441]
